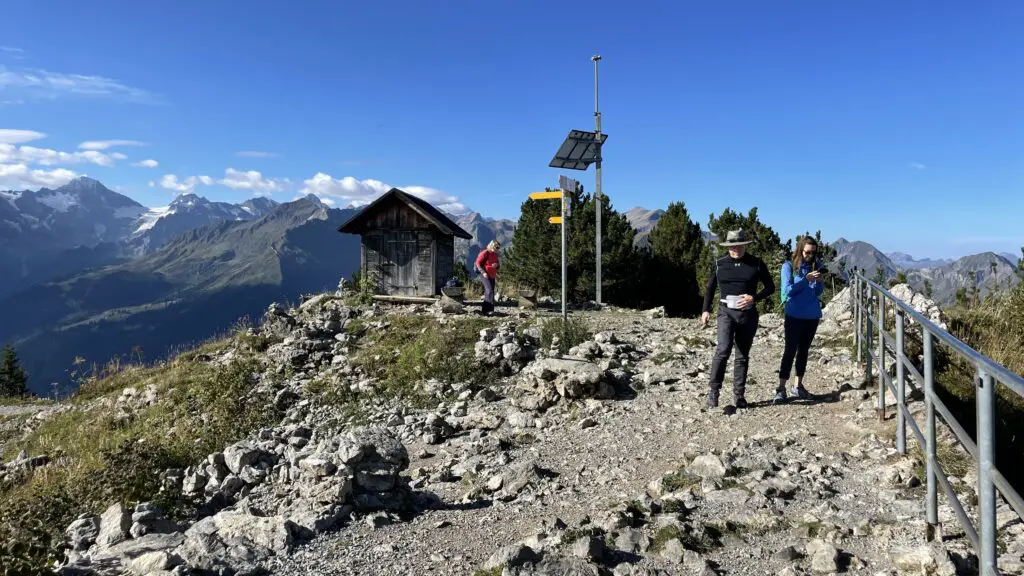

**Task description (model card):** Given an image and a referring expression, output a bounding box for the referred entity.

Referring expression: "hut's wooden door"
[381,231,419,295]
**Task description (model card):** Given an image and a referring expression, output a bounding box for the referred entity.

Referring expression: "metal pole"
[855,275,862,363]
[561,190,567,322]
[895,310,907,454]
[977,369,997,573]
[924,330,938,541]
[877,289,886,422]
[592,54,602,306]
[865,284,873,388]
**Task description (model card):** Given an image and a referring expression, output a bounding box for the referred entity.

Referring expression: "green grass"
[0,335,282,573]
[649,524,683,553]
[0,396,54,407]
[661,470,702,493]
[349,315,500,405]
[538,315,592,354]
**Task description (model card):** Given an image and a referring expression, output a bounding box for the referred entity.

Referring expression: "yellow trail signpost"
[527,175,578,320]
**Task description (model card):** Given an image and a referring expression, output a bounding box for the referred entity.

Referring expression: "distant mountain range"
[0,195,358,395]
[1,183,1019,394]
[832,237,1020,305]
[0,178,280,300]
[452,211,516,271]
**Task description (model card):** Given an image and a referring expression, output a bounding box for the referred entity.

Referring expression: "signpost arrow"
[529,191,563,200]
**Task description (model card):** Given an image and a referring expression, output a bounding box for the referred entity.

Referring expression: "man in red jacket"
[474,240,500,315]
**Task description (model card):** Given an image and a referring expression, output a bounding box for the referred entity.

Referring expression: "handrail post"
[924,330,938,541]
[895,310,906,454]
[877,288,886,422]
[977,369,997,573]
[865,285,873,387]
[855,275,862,363]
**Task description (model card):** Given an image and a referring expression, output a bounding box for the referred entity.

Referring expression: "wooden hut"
[337,187,473,297]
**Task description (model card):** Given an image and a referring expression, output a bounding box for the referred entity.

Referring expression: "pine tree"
[924,279,933,299]
[0,344,28,398]
[502,188,563,296]
[896,271,908,285]
[648,201,704,316]
[502,185,641,307]
[698,207,790,314]
[872,265,886,286]
[565,188,641,306]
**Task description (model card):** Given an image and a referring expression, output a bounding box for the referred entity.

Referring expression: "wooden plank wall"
[416,231,434,296]
[361,231,383,293]
[435,235,455,293]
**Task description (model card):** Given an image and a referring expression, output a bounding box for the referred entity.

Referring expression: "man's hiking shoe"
[772,388,788,404]
[707,393,719,409]
[734,397,748,410]
[792,385,810,400]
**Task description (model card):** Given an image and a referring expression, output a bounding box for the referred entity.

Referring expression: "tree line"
[501,184,844,316]
[0,344,29,398]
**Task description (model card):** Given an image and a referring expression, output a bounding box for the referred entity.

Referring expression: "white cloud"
[160,174,200,194]
[235,151,280,158]
[220,168,289,195]
[78,139,146,151]
[0,163,78,189]
[148,181,155,188]
[159,173,215,194]
[403,185,468,214]
[133,159,159,168]
[74,150,116,167]
[0,143,116,167]
[0,65,161,104]
[110,152,128,160]
[299,173,468,214]
[909,162,926,170]
[0,129,46,144]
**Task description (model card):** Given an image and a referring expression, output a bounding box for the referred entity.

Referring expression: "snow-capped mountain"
[0,177,280,298]
[124,192,279,255]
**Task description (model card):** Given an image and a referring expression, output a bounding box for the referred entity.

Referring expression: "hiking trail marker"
[528,176,578,321]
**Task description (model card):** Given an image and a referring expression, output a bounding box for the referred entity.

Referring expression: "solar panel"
[548,129,607,170]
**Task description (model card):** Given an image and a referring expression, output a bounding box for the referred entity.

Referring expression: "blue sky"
[1,0,1021,259]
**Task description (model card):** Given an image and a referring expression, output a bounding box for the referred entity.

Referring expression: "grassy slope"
[0,334,284,573]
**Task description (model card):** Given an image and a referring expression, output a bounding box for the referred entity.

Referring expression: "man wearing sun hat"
[700,229,775,411]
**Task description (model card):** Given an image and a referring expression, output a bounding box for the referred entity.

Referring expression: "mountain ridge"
[0,197,360,394]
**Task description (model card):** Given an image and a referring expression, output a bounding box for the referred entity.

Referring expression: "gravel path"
[267,310,970,576]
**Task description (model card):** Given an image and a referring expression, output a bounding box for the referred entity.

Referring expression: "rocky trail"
[264,310,985,576]
[26,285,1024,576]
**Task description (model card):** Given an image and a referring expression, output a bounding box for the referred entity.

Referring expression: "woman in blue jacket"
[774,236,825,403]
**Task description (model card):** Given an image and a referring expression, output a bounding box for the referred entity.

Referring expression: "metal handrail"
[850,270,1024,576]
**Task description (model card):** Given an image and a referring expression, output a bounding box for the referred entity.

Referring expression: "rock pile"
[0,449,49,487]
[57,427,410,576]
[820,286,854,332]
[888,283,947,330]
[474,322,537,372]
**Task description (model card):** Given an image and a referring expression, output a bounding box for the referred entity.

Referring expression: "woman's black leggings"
[779,315,820,381]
